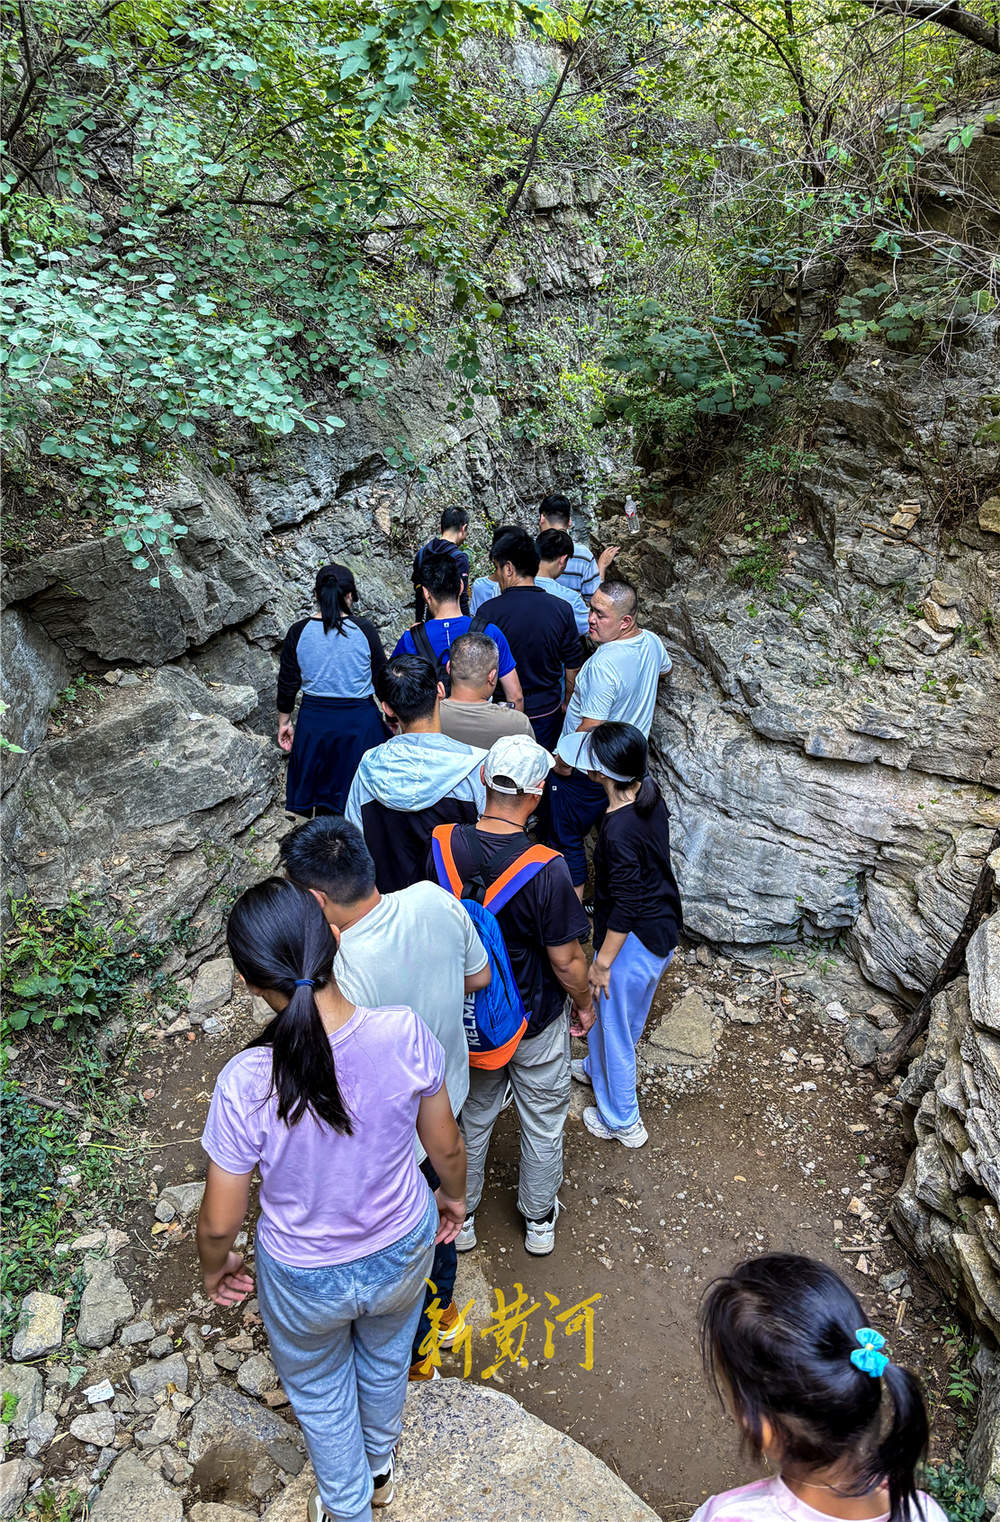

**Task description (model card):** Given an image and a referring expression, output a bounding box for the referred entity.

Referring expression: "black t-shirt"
[593,797,683,958]
[477,587,580,717]
[428,826,590,1037]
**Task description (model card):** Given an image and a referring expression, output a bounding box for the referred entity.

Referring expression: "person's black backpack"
[409,614,489,695]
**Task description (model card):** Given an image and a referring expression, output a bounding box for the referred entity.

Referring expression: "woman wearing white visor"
[555,721,683,1147]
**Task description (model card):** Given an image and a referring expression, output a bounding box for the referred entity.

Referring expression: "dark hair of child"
[700,1254,929,1522]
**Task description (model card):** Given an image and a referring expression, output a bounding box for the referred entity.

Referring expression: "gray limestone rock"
[77,1261,134,1348]
[129,1352,189,1399]
[188,960,233,1022]
[644,989,717,1067]
[11,1291,64,1361]
[155,1180,206,1222]
[188,1385,300,1466]
[0,1362,44,1439]
[236,1352,279,1397]
[120,1320,156,1347]
[136,1406,180,1448]
[844,1018,879,1068]
[262,1380,660,1521]
[24,1409,58,1457]
[89,1449,183,1522]
[0,1459,32,1519]
[71,1410,116,1447]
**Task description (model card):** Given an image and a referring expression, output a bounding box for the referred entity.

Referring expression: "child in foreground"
[692,1254,947,1522]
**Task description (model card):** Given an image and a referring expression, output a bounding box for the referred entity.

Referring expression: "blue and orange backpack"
[430,823,558,1069]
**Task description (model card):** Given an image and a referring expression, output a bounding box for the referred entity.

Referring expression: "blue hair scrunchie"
[294,978,315,989]
[851,1327,889,1377]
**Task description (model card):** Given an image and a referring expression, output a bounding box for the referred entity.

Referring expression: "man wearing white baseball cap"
[427,733,593,1256]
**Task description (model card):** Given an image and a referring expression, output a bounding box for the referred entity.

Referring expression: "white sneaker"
[582,1105,648,1148]
[524,1198,561,1256]
[570,1058,592,1085]
[372,1447,396,1507]
[455,1213,477,1252]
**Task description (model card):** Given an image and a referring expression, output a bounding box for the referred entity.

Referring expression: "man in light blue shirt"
[538,493,618,602]
[549,577,671,892]
[536,530,589,636]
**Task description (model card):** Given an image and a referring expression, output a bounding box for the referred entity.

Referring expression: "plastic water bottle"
[624,495,640,535]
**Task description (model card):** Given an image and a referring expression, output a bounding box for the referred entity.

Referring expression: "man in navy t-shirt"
[412,507,471,619]
[394,553,524,710]
[477,526,582,751]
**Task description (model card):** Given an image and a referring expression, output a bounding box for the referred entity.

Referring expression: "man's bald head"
[588,577,638,644]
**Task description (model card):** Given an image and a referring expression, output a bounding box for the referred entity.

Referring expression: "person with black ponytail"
[276,562,389,817]
[556,720,682,1149]
[693,1254,946,1522]
[196,878,466,1522]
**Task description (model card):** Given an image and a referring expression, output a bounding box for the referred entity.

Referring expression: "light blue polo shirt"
[561,629,670,740]
[536,575,589,635]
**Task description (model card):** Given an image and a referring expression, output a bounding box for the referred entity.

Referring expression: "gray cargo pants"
[460,1011,570,1222]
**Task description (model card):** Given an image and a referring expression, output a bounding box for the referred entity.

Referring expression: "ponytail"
[633,775,662,818]
[226,878,352,1134]
[315,567,351,637]
[869,1363,929,1522]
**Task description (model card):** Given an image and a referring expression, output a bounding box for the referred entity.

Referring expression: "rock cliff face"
[3,234,999,990]
[892,895,1000,1506]
[621,314,999,1001]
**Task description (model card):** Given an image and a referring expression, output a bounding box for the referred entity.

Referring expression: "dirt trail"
[116,944,961,1519]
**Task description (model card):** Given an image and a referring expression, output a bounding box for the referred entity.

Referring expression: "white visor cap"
[555,730,633,782]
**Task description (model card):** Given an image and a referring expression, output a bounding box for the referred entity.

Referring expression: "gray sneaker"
[570,1058,592,1085]
[582,1105,648,1149]
[455,1213,477,1252]
[524,1198,561,1256]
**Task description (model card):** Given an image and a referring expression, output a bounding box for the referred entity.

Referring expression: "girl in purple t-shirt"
[197,878,467,1522]
[691,1254,946,1522]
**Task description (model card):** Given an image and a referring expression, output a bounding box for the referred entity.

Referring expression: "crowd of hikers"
[198,494,946,1522]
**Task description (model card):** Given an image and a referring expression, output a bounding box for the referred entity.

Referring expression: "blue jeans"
[583,937,673,1130]
[548,769,608,886]
[412,1159,457,1362]
[255,1194,436,1522]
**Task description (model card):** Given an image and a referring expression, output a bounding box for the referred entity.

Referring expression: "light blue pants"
[255,1193,436,1522]
[583,936,673,1130]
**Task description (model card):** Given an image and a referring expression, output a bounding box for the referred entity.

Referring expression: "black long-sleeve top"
[592,795,683,958]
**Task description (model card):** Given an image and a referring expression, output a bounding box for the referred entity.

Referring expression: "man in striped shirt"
[538,494,618,602]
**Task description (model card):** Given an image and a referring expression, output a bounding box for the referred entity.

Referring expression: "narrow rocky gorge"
[2,61,999,1522]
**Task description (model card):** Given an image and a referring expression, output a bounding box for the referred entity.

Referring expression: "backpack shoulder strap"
[430,824,463,897]
[483,845,559,915]
[468,612,490,636]
[410,621,439,669]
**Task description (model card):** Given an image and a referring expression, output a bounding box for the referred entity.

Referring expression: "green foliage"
[2,893,165,1039]
[925,1462,988,1522]
[1,1390,19,1424]
[596,304,788,445]
[1,0,552,567]
[0,700,25,754]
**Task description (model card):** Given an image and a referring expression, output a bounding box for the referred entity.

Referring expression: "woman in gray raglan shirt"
[277,563,388,817]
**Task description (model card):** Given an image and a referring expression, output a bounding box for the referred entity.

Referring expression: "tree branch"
[854,0,1000,55]
[479,25,588,262]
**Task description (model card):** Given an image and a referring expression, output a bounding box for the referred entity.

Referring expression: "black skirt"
[285,695,388,815]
